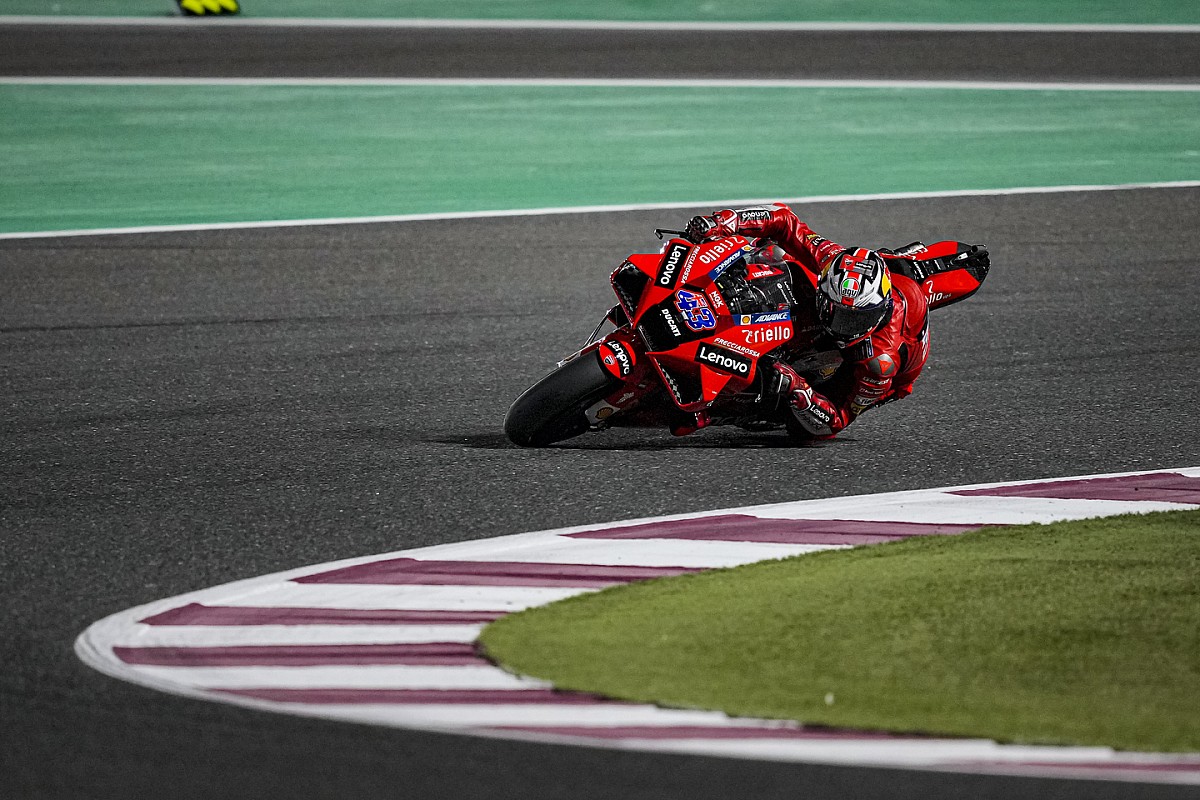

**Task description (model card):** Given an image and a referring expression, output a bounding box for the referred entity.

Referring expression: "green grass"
[479,510,1200,752]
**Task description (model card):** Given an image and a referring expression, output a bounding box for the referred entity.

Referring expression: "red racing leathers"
[701,204,930,437]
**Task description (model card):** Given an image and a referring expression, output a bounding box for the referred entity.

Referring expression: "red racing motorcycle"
[504,230,988,447]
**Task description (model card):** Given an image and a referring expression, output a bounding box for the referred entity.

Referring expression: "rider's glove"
[684,209,738,243]
[774,362,814,411]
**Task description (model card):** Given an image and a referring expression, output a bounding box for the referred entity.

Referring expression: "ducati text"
[660,307,682,338]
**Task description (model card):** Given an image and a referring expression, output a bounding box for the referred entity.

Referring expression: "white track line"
[613,738,1169,772]
[5,76,1199,91]
[3,181,1199,241]
[75,467,1200,784]
[5,16,1200,33]
[299,703,763,729]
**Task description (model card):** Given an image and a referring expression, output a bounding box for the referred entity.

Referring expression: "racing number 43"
[675,290,716,332]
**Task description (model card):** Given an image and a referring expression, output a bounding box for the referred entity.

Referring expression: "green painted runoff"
[3,84,1199,233]
[8,0,1200,24]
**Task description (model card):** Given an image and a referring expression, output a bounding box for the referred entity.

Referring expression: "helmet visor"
[819,296,891,342]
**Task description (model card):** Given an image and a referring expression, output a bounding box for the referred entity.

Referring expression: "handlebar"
[654,228,690,241]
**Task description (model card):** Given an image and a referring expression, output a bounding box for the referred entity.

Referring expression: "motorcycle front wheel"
[504,351,621,447]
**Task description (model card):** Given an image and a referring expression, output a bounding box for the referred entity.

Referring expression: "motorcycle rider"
[684,204,988,439]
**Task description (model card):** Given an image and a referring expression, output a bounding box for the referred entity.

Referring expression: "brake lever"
[654,228,689,241]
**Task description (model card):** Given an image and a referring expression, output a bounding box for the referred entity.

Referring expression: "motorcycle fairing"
[597,338,637,380]
[614,236,798,412]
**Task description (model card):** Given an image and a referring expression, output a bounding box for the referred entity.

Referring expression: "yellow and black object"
[176,0,241,15]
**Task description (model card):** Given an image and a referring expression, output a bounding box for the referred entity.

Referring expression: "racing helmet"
[815,248,894,345]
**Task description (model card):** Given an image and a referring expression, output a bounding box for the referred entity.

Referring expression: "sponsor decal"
[660,307,683,338]
[807,405,833,426]
[747,263,784,280]
[695,343,752,377]
[735,310,791,326]
[713,337,759,358]
[655,243,690,289]
[599,339,634,378]
[842,248,878,276]
[926,286,952,304]
[586,400,622,424]
[674,289,717,332]
[738,208,772,226]
[741,324,791,346]
[836,249,882,302]
[850,379,888,413]
[697,237,746,267]
[706,247,751,281]
[774,279,798,306]
[850,397,876,416]
[707,289,725,309]
[867,354,897,378]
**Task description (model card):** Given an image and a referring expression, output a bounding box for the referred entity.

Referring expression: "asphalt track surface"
[2,23,1200,81]
[3,23,1200,800]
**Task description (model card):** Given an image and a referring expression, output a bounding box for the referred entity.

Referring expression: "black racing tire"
[504,351,622,447]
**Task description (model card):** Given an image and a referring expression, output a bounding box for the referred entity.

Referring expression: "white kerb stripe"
[128,664,549,690]
[751,494,1198,525]
[106,624,486,647]
[432,537,841,567]
[214,582,596,611]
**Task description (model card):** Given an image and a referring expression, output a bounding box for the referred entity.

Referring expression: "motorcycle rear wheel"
[504,351,621,447]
